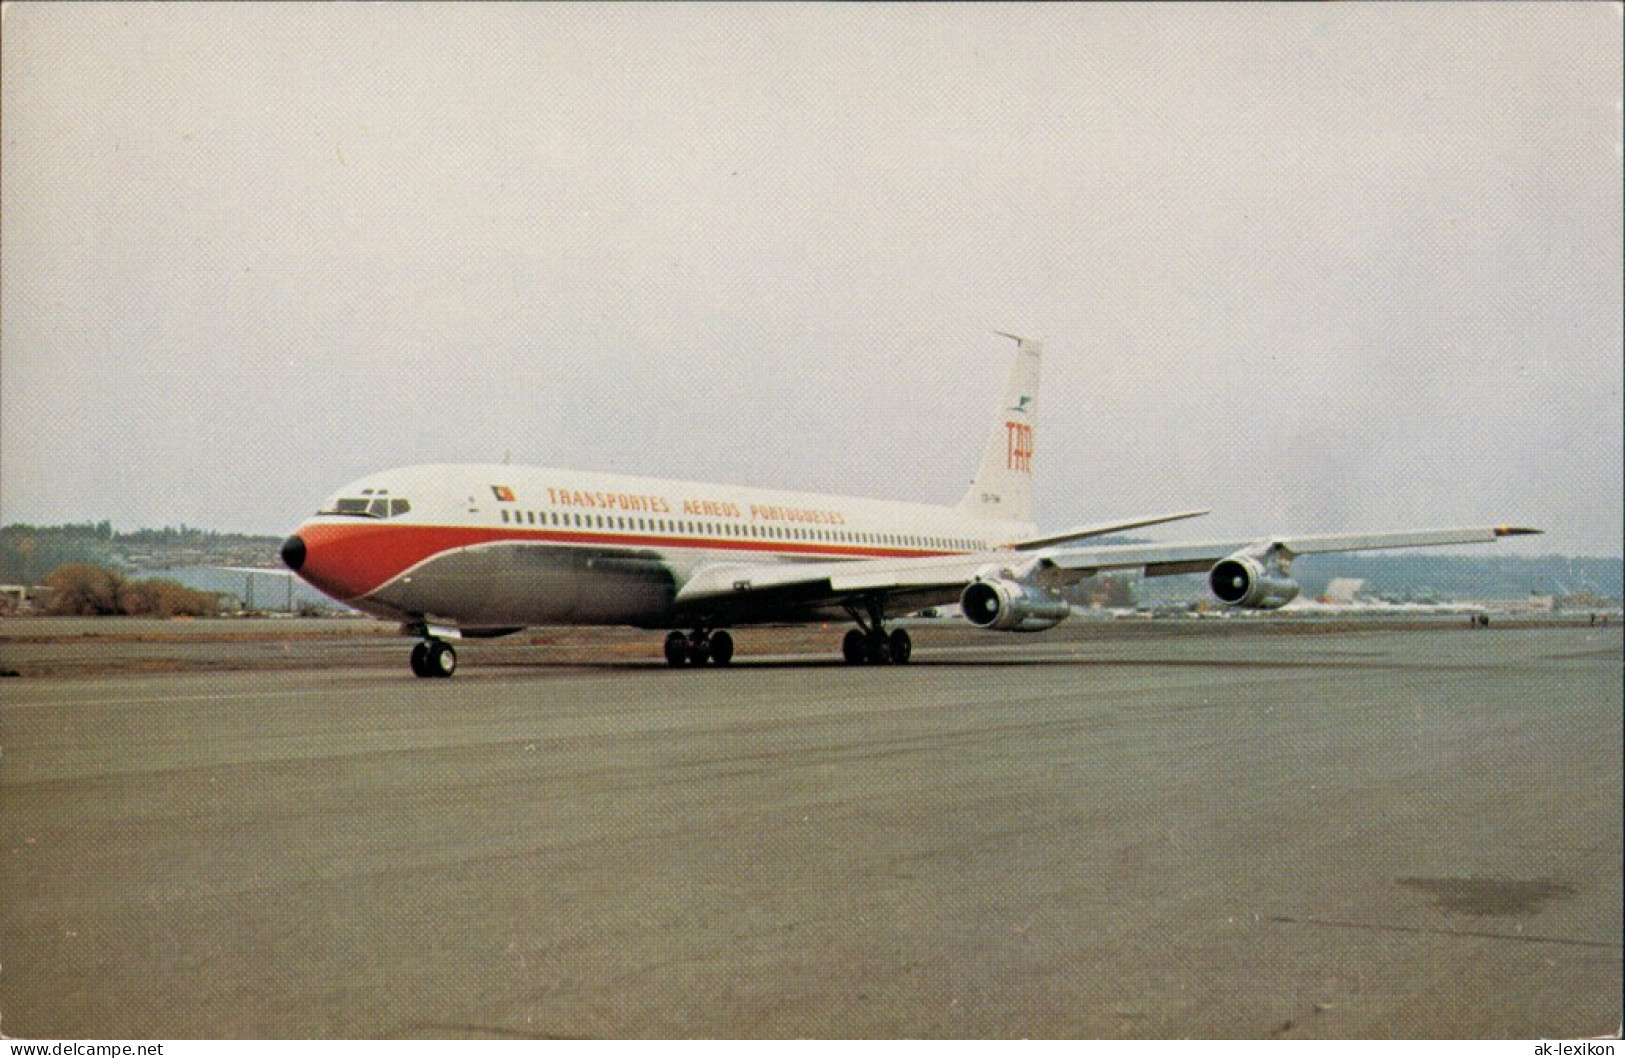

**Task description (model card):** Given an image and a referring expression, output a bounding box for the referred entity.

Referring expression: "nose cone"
[280,534,307,572]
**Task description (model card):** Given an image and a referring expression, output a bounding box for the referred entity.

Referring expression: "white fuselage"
[287,463,1033,630]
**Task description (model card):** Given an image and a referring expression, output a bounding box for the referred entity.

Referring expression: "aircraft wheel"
[425,640,457,678]
[664,630,689,667]
[708,630,734,666]
[842,629,866,665]
[864,630,891,665]
[410,641,431,678]
[888,628,912,664]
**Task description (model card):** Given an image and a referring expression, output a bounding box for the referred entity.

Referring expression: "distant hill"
[1291,552,1623,601]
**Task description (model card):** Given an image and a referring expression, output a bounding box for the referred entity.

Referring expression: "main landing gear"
[665,629,734,667]
[409,637,457,678]
[841,598,912,665]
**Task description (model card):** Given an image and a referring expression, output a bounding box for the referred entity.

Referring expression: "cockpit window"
[320,493,412,519]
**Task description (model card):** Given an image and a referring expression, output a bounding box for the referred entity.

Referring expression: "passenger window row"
[496,507,984,552]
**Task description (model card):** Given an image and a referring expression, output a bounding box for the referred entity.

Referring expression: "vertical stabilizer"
[957,333,1041,524]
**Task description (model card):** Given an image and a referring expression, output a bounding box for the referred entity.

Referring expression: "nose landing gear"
[409,638,457,678]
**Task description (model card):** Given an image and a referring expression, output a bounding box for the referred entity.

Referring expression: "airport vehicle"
[280,336,1538,676]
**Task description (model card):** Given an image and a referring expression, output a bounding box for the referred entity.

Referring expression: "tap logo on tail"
[1005,422,1033,473]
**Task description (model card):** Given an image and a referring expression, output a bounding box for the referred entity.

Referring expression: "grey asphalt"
[1,622,1619,1038]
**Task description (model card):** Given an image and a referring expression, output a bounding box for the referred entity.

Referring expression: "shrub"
[44,564,220,617]
[44,563,126,615]
[118,578,220,617]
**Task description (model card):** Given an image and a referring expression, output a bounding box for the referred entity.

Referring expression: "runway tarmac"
[1,621,1619,1037]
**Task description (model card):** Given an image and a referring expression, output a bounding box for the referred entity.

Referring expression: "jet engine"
[1207,553,1300,610]
[960,578,1072,632]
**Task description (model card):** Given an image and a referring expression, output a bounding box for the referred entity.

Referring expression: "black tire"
[664,630,689,667]
[426,640,457,678]
[708,630,734,666]
[842,629,866,665]
[864,630,891,665]
[410,641,431,678]
[888,628,912,664]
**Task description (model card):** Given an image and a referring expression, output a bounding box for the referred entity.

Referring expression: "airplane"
[279,335,1540,677]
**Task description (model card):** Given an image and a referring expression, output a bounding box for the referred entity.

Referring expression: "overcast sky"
[3,3,1620,555]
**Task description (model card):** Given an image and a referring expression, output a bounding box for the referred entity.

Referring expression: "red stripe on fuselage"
[294,520,955,601]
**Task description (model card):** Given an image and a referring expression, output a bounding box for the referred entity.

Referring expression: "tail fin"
[957,333,1041,524]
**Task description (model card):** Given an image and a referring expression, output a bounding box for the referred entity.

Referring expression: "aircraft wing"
[1006,509,1210,551]
[670,550,1018,624]
[1032,525,1542,578]
[675,552,993,603]
[670,524,1540,622]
